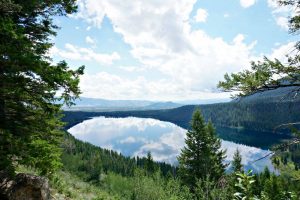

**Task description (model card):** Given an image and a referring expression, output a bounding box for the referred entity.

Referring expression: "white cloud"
[51,43,120,65]
[233,34,245,44]
[194,8,208,23]
[276,16,289,30]
[119,136,136,144]
[79,71,232,100]
[267,0,299,31]
[119,66,146,72]
[268,41,296,63]
[85,36,96,45]
[70,0,261,100]
[240,0,256,8]
[224,13,229,18]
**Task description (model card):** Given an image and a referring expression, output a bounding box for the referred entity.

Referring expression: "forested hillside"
[61,132,177,182]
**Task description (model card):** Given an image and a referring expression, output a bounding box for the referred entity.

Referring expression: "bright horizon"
[50,0,295,101]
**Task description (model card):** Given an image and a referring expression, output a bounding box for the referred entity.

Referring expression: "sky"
[49,0,297,101]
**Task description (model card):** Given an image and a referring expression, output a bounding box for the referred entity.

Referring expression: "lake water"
[68,116,276,173]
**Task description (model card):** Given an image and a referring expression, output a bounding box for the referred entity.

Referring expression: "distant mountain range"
[65,86,299,111]
[63,98,182,111]
[176,98,231,105]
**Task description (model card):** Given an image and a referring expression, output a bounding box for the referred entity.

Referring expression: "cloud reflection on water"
[68,116,275,172]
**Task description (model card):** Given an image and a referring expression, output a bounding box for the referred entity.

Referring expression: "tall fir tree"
[178,109,226,189]
[231,148,243,173]
[145,151,155,175]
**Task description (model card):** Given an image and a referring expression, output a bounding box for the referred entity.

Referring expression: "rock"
[0,171,51,200]
[0,171,14,200]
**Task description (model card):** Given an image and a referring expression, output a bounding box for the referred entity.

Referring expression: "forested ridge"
[61,131,177,181]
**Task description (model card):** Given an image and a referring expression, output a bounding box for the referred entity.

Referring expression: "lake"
[68,116,277,173]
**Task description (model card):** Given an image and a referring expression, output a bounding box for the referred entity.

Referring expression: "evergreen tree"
[0,0,84,175]
[232,148,243,173]
[145,152,155,174]
[178,109,226,189]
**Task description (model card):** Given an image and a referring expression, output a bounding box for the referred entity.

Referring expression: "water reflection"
[68,117,275,172]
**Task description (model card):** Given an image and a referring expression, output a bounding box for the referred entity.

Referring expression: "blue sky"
[50,0,297,101]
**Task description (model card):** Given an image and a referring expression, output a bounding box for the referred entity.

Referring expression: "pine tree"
[232,148,243,173]
[178,109,226,188]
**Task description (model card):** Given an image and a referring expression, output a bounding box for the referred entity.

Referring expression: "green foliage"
[234,170,258,200]
[218,58,300,98]
[232,167,300,200]
[0,0,84,175]
[178,109,226,188]
[102,168,194,200]
[194,175,231,200]
[50,171,119,200]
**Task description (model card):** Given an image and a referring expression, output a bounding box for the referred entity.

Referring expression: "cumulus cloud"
[85,36,96,45]
[119,66,147,72]
[119,136,137,144]
[71,0,260,99]
[276,16,289,30]
[68,0,296,100]
[267,0,299,31]
[194,8,208,23]
[50,43,120,65]
[268,41,295,63]
[240,0,256,8]
[79,72,233,100]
